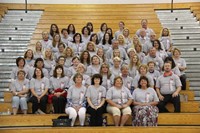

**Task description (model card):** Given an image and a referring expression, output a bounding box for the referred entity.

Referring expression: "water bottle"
[7,109,11,115]
[102,116,107,127]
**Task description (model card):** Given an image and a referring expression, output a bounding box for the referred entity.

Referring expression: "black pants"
[52,96,66,113]
[87,105,105,126]
[180,74,187,90]
[30,95,48,114]
[157,94,180,113]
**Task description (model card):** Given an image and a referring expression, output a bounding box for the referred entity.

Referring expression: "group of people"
[10,19,187,127]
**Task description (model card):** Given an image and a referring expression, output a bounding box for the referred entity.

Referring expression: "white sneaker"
[37,109,46,114]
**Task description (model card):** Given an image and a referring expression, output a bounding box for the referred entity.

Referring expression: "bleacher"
[0,2,200,132]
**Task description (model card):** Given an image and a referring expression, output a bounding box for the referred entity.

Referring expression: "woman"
[65,73,87,127]
[29,68,49,114]
[106,76,132,126]
[81,26,91,44]
[86,22,94,34]
[24,49,35,68]
[173,48,187,90]
[99,32,112,53]
[117,34,128,52]
[68,33,85,56]
[67,56,80,78]
[129,55,140,78]
[133,64,154,89]
[86,74,106,126]
[80,50,91,67]
[29,58,49,79]
[97,48,106,63]
[48,33,62,54]
[34,41,44,59]
[49,65,69,113]
[67,24,76,38]
[132,76,159,126]
[135,44,145,63]
[99,63,112,90]
[43,48,56,73]
[153,39,167,60]
[90,33,100,48]
[97,23,108,42]
[85,41,97,57]
[10,57,29,80]
[159,28,173,56]
[10,70,29,115]
[123,28,132,46]
[86,55,101,77]
[49,24,60,40]
[69,63,91,88]
[63,47,74,68]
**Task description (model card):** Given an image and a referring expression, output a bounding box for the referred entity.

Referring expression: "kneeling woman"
[132,76,159,126]
[106,76,132,126]
[30,68,49,114]
[10,70,29,115]
[86,74,106,126]
[65,73,87,126]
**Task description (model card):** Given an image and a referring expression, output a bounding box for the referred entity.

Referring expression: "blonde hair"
[117,34,125,45]
[86,41,96,52]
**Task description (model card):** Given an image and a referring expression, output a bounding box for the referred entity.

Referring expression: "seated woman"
[132,76,159,126]
[30,68,49,114]
[49,65,69,113]
[106,76,132,126]
[86,74,106,126]
[65,73,87,127]
[10,70,29,115]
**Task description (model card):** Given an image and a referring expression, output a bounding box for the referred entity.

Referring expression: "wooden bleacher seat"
[0,113,200,127]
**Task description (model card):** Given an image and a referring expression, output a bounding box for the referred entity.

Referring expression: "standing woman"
[132,76,159,126]
[65,73,87,127]
[49,24,60,40]
[49,65,69,113]
[99,33,112,53]
[86,74,106,126]
[90,33,100,48]
[106,76,132,126]
[29,68,49,114]
[10,70,29,115]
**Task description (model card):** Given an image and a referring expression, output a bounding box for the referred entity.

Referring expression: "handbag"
[48,88,67,104]
[52,116,72,127]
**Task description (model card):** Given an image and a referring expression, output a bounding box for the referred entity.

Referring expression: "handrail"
[25,0,27,13]
[171,0,174,13]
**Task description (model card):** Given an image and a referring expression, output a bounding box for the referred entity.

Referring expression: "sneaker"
[37,109,46,114]
[34,111,39,114]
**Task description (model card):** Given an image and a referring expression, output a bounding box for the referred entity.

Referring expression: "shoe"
[34,111,39,114]
[37,109,46,114]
